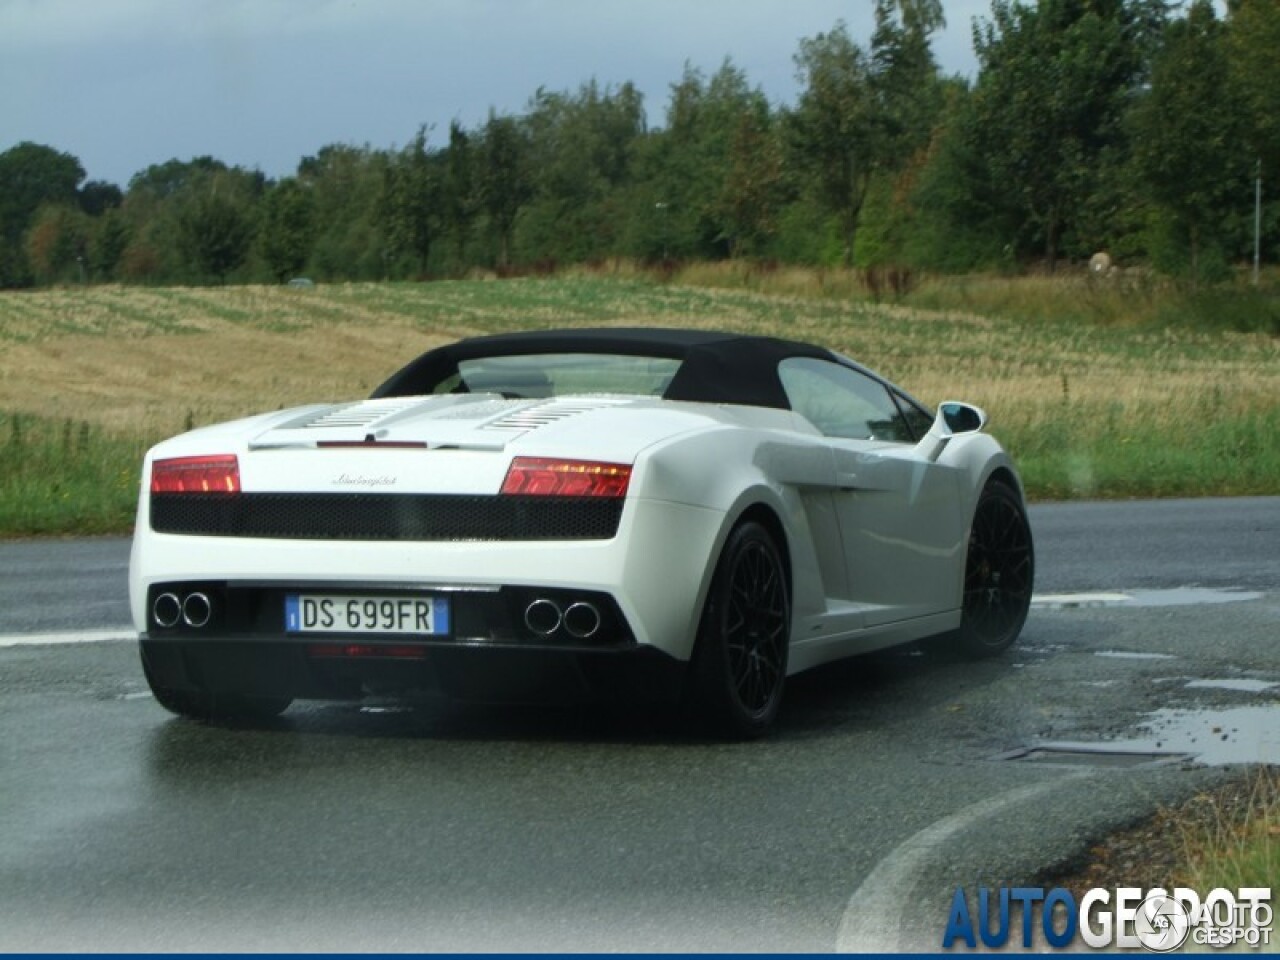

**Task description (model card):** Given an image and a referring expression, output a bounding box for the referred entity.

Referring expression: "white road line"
[835,772,1090,953]
[1032,592,1132,607]
[0,628,135,647]
[1032,588,1265,609]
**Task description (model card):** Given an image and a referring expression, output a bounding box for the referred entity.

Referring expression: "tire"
[687,521,790,739]
[956,480,1034,658]
[141,652,292,723]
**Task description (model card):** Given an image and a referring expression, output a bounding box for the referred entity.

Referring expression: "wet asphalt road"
[0,498,1277,951]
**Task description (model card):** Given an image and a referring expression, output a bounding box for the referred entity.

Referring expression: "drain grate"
[992,746,1192,768]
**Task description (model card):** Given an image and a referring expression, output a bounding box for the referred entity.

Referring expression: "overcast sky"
[1,0,992,187]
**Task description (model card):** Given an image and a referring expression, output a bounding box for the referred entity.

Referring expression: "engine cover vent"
[485,399,628,432]
[300,399,425,430]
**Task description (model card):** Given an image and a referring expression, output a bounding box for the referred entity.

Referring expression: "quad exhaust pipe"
[152,592,182,628]
[523,598,562,636]
[182,592,212,628]
[523,598,601,639]
[158,589,596,638]
[152,590,214,629]
[563,602,601,639]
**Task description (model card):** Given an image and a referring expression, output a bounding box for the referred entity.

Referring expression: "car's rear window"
[435,353,683,400]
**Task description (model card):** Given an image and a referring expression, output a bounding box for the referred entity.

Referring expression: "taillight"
[500,457,631,498]
[150,455,241,494]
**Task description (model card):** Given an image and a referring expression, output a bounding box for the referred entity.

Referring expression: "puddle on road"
[1021,585,1277,766]
[1135,705,1280,765]
[1033,587,1263,609]
[1024,704,1280,767]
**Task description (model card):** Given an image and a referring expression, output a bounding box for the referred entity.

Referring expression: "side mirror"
[939,401,986,436]
[917,401,987,462]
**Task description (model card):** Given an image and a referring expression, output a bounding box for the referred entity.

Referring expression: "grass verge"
[0,413,143,536]
[1046,767,1278,938]
[1179,768,1279,894]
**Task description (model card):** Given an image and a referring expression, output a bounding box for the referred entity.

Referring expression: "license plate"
[284,594,450,636]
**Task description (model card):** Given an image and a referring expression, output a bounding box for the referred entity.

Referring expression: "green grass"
[0,413,144,536]
[1189,818,1278,894]
[1180,770,1279,900]
[1013,408,1280,500]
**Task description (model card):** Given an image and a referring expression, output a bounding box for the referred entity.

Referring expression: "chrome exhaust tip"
[152,592,182,628]
[524,598,562,636]
[182,592,213,628]
[563,602,601,639]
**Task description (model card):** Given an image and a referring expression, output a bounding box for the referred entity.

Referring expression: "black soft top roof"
[372,327,838,409]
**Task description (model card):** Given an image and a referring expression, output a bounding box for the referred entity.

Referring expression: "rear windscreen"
[434,353,683,400]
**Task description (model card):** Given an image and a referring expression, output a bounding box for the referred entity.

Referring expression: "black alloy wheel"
[957,481,1034,657]
[688,520,790,738]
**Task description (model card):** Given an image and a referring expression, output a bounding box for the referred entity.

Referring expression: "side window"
[778,358,914,443]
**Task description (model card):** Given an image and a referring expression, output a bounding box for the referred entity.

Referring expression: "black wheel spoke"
[961,485,1033,653]
[693,522,791,737]
[722,540,788,714]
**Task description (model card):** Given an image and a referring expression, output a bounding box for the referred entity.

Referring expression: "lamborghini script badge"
[333,473,398,488]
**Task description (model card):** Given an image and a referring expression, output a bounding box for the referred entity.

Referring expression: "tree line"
[2,0,1277,290]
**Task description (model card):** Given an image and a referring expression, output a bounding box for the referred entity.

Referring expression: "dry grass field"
[1,275,1277,534]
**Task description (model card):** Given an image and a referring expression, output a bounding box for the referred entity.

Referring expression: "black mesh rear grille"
[150,493,623,541]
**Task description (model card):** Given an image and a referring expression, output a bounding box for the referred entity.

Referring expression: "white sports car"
[130,327,1034,737]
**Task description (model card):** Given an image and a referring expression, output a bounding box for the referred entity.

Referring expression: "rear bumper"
[139,635,688,705]
[137,577,691,705]
[130,497,728,662]
[142,580,636,649]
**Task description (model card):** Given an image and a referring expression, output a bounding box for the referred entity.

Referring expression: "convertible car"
[129,327,1033,737]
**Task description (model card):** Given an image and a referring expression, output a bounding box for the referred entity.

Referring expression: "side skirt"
[786,610,962,675]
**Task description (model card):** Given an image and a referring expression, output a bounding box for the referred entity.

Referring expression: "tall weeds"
[624,259,1280,334]
[1179,768,1279,892]
[0,412,144,536]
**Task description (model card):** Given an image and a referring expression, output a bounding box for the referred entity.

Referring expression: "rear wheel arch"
[685,497,794,650]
